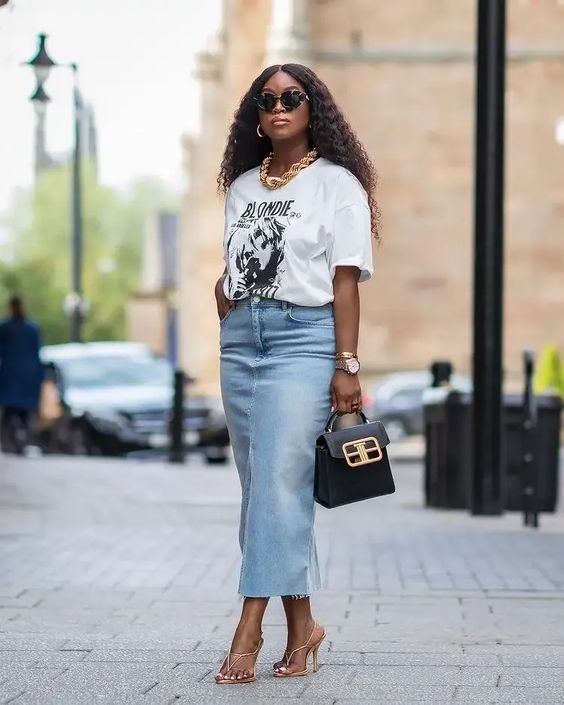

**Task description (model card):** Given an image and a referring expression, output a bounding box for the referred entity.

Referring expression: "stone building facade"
[179,0,564,397]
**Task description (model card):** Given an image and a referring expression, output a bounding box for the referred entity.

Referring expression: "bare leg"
[215,597,268,682]
[273,596,325,675]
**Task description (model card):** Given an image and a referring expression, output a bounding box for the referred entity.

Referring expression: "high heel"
[273,622,326,677]
[215,635,264,684]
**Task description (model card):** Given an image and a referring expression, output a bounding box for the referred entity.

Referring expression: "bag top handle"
[325,409,369,432]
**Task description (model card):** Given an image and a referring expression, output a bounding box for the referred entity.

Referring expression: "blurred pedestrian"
[0,296,44,454]
[214,64,377,683]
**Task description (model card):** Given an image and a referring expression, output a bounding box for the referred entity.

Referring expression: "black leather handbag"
[314,410,395,508]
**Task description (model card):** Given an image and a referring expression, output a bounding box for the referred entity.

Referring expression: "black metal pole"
[471,0,506,515]
[70,64,83,343]
[169,370,186,463]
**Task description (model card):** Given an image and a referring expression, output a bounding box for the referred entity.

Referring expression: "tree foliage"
[0,162,178,344]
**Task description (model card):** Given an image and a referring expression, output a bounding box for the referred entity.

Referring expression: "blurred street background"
[1,0,564,703]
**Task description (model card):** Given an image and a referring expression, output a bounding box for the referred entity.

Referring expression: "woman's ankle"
[234,618,263,638]
[286,615,315,634]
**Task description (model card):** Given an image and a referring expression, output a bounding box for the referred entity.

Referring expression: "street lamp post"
[471,0,507,515]
[70,63,83,343]
[25,33,85,343]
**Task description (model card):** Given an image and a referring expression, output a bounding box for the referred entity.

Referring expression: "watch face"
[347,358,360,373]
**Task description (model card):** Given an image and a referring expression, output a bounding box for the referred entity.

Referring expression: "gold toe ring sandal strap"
[225,637,264,670]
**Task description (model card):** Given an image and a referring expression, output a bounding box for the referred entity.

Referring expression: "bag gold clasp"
[342,436,383,467]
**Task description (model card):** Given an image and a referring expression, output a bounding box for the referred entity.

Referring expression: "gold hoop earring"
[257,124,265,138]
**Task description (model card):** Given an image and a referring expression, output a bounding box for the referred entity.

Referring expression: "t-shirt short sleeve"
[325,170,374,283]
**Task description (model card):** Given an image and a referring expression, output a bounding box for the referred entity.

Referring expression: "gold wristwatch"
[335,357,360,375]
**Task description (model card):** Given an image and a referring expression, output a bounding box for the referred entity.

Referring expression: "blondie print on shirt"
[225,199,297,299]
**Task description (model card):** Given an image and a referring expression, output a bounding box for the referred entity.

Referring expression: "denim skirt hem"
[219,295,335,598]
[237,587,320,599]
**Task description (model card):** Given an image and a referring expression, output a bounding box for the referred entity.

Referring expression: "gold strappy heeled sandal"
[273,622,326,677]
[215,635,264,684]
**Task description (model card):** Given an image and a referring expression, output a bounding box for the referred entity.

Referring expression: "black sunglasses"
[254,90,309,113]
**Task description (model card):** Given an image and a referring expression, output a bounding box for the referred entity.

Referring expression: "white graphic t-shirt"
[222,157,374,306]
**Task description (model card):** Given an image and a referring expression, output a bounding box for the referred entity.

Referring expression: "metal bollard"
[521,350,538,528]
[169,369,186,463]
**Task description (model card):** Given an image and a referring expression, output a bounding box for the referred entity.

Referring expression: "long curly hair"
[217,63,381,241]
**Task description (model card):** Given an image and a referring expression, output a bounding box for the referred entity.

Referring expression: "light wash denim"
[219,294,336,598]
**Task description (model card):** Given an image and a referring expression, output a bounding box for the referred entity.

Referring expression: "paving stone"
[319,651,364,665]
[335,700,454,705]
[173,698,334,705]
[353,664,499,686]
[362,651,499,667]
[499,667,564,687]
[0,649,88,666]
[498,646,564,667]
[303,682,457,700]
[6,662,176,704]
[109,636,201,650]
[452,686,564,703]
[0,666,67,702]
[0,635,68,650]
[83,648,197,663]
[0,454,563,703]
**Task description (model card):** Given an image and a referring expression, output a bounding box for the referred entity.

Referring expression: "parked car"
[363,370,472,442]
[39,342,230,463]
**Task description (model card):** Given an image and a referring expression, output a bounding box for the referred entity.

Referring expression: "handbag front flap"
[317,420,390,459]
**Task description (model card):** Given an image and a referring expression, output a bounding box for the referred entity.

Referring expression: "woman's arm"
[333,266,360,355]
[330,265,363,413]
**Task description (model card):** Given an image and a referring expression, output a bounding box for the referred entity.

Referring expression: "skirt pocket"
[287,304,334,327]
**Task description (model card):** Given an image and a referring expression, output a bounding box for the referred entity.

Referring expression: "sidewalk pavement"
[0,451,563,705]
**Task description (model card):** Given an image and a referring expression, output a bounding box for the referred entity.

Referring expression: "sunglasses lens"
[257,93,277,112]
[281,91,304,110]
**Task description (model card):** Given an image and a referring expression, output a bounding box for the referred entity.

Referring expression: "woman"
[214,63,379,684]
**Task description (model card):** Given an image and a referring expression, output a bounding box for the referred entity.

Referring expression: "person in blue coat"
[0,296,44,453]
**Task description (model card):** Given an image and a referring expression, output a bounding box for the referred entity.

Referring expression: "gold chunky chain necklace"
[259,148,319,190]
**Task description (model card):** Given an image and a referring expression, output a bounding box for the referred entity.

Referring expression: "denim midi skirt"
[219,294,336,598]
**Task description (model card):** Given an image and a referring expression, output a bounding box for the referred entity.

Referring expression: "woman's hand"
[215,274,235,321]
[330,370,363,414]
